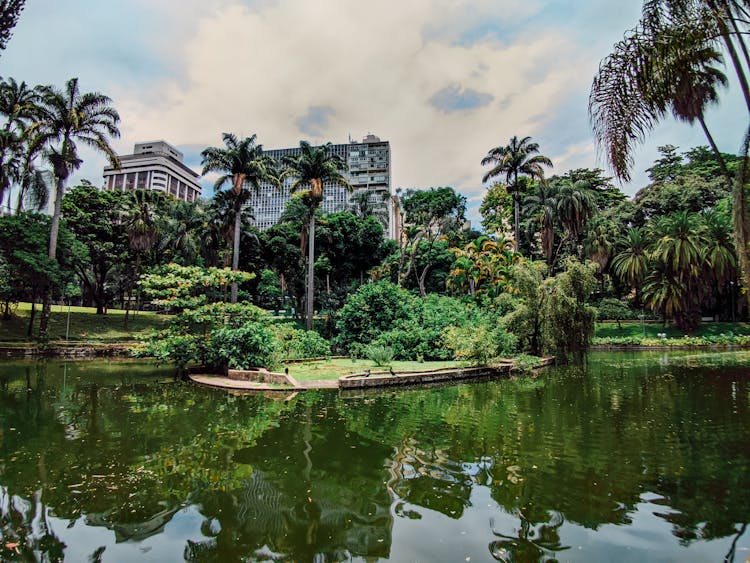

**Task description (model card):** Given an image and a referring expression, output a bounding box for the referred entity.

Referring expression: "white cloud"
[111,0,588,199]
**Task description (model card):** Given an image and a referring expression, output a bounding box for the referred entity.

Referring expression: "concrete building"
[102,141,201,203]
[250,134,397,237]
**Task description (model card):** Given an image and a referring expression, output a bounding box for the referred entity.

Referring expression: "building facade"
[250,134,395,237]
[102,141,201,203]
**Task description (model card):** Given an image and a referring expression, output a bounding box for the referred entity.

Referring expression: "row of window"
[104,172,200,202]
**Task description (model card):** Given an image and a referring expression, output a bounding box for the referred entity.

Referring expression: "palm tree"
[34,77,120,336]
[589,1,750,310]
[555,180,596,242]
[0,78,39,211]
[281,141,350,330]
[612,227,650,301]
[201,133,276,303]
[523,182,558,265]
[481,135,552,252]
[120,189,160,327]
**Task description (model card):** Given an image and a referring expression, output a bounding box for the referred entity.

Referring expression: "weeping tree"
[281,141,350,330]
[590,0,750,311]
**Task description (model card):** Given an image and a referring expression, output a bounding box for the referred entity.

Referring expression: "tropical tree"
[0,0,26,53]
[481,136,552,251]
[589,0,750,309]
[611,227,650,300]
[0,77,39,211]
[523,182,558,265]
[281,141,349,330]
[120,189,161,324]
[201,133,277,303]
[34,77,120,335]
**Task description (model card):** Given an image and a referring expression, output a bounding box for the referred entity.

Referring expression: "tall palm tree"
[481,135,552,252]
[281,141,350,330]
[0,78,39,211]
[34,77,120,336]
[523,182,558,265]
[120,189,160,327]
[201,133,276,303]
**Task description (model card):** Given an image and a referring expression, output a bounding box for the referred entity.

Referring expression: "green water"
[0,352,748,562]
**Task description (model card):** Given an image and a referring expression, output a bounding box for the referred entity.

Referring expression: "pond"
[0,352,748,562]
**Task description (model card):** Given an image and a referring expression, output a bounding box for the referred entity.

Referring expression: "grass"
[595,321,750,339]
[0,301,170,343]
[282,358,464,382]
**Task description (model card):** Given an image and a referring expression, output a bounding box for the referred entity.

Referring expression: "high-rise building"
[102,141,201,203]
[251,134,396,237]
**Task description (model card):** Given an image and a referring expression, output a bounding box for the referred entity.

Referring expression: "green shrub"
[335,281,418,352]
[273,324,331,359]
[366,344,394,366]
[210,321,277,369]
[135,302,276,369]
[443,322,517,365]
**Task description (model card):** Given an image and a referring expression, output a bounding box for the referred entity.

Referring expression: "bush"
[335,281,417,352]
[443,322,517,365]
[209,322,277,370]
[135,302,277,369]
[366,344,394,366]
[273,324,331,359]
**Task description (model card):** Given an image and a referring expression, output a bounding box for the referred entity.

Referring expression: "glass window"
[114,174,123,190]
[125,173,136,190]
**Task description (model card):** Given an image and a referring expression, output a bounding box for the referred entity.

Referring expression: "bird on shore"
[285,367,289,375]
[363,369,371,378]
[389,367,396,377]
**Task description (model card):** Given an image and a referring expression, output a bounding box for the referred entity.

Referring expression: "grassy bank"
[283,358,464,382]
[0,302,170,343]
[594,321,750,347]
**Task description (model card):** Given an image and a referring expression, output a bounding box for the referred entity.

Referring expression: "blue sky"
[1,0,745,227]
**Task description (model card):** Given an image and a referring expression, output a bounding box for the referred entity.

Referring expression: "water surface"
[0,352,748,562]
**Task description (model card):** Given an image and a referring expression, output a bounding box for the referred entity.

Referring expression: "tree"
[589,1,750,311]
[523,182,558,265]
[281,141,350,330]
[0,0,25,53]
[61,185,129,315]
[119,189,161,325]
[0,212,84,334]
[201,133,277,304]
[479,183,512,235]
[481,136,552,251]
[611,227,650,301]
[0,77,39,211]
[399,187,466,296]
[34,77,120,336]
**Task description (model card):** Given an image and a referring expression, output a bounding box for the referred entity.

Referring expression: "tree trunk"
[39,175,66,337]
[306,211,315,331]
[734,126,750,313]
[231,204,241,304]
[697,115,732,183]
[27,296,36,337]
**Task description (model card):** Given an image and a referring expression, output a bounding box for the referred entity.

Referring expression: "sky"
[1,0,746,227]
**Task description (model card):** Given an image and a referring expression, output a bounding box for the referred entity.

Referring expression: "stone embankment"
[187,358,555,393]
[0,343,131,358]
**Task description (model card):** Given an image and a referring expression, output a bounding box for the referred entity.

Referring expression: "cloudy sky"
[2,0,746,226]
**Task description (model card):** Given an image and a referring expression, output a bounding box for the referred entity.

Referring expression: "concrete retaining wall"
[228,368,298,387]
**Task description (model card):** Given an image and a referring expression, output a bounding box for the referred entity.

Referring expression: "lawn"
[595,321,750,339]
[283,358,464,382]
[0,302,170,343]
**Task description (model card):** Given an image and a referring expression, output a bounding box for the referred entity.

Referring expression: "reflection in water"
[0,353,748,561]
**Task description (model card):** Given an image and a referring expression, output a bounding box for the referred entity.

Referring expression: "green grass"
[595,321,750,339]
[282,358,464,381]
[0,302,170,343]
